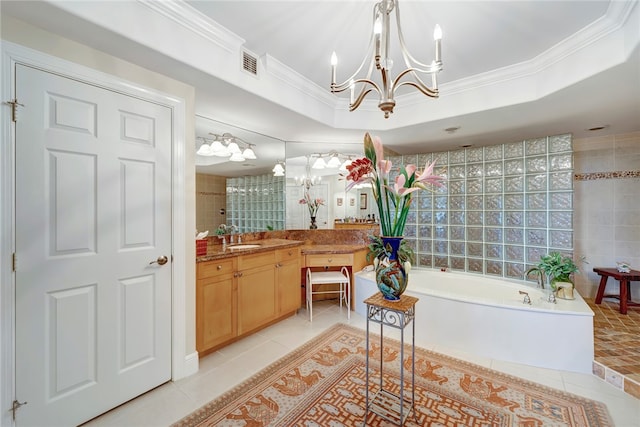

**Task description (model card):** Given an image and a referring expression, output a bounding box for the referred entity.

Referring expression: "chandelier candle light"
[346,133,446,300]
[330,0,443,118]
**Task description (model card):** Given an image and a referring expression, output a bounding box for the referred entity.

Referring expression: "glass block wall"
[388,134,573,279]
[226,174,286,232]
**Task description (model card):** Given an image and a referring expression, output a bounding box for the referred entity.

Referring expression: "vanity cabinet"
[196,245,302,355]
[276,248,302,315]
[237,252,277,335]
[196,258,237,353]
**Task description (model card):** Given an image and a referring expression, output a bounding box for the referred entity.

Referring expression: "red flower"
[346,157,373,183]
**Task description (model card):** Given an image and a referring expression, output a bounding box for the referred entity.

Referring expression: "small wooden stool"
[593,267,640,314]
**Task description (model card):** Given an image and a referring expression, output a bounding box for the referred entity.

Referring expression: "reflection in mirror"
[195,115,286,234]
[285,142,376,230]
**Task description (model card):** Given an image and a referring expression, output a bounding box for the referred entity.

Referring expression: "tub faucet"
[525,267,545,289]
[519,290,531,305]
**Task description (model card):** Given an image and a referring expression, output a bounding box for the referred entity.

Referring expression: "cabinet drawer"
[305,253,353,267]
[276,247,300,262]
[238,251,276,270]
[198,258,235,279]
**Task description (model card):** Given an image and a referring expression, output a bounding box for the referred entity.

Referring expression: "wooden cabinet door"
[196,258,236,353]
[196,274,236,353]
[237,264,277,335]
[277,258,301,315]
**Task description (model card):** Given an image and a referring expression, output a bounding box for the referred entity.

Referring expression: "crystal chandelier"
[196,133,257,162]
[330,0,443,118]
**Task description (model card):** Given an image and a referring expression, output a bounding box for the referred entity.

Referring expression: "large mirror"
[284,142,373,230]
[195,115,286,234]
[195,116,371,233]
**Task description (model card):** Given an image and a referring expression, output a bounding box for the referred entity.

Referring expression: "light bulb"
[196,143,213,156]
[211,140,230,157]
[433,24,442,41]
[330,51,337,66]
[229,152,245,162]
[226,142,241,154]
[242,147,256,160]
[312,157,326,169]
[327,155,341,168]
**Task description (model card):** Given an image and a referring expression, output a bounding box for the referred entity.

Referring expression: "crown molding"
[130,0,638,131]
[138,0,244,53]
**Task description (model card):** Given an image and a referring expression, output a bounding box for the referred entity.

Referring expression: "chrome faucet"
[229,225,238,244]
[519,290,531,305]
[524,267,545,289]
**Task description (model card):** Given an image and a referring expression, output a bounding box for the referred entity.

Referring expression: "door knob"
[149,255,169,265]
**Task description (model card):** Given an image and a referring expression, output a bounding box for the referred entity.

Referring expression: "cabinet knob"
[288,250,292,256]
[328,258,332,263]
[217,265,222,270]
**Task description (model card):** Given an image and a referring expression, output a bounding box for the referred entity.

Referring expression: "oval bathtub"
[354,269,594,373]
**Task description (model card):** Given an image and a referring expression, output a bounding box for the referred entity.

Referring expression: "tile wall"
[573,131,640,298]
[226,174,286,233]
[389,134,575,280]
[195,174,227,235]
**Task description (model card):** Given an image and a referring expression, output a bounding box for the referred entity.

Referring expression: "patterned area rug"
[173,324,612,427]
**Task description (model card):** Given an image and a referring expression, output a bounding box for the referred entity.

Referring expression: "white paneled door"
[14,64,172,426]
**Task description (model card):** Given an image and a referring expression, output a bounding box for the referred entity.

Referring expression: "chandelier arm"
[350,87,378,111]
[395,0,435,70]
[390,67,438,95]
[395,80,439,98]
[331,6,379,93]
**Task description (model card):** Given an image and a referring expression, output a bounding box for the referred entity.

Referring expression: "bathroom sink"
[228,244,261,251]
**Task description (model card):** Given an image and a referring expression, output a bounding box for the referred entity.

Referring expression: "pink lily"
[388,174,421,197]
[414,160,446,190]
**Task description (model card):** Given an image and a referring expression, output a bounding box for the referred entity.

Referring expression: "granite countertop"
[300,244,369,254]
[196,238,304,262]
[196,238,370,262]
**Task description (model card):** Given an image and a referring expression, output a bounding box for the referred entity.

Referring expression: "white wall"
[1,14,197,368]
[573,131,640,299]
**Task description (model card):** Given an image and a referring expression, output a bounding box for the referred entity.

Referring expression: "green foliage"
[536,251,579,282]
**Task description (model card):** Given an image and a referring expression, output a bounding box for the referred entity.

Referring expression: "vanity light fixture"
[312,156,327,169]
[330,0,443,118]
[272,161,285,176]
[197,133,258,163]
[326,153,342,168]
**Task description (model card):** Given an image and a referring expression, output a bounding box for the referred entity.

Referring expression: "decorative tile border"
[574,170,640,181]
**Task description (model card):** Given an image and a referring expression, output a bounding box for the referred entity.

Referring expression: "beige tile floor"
[85,301,640,427]
[586,297,640,399]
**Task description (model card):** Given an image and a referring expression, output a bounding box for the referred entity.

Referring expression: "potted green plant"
[527,251,579,299]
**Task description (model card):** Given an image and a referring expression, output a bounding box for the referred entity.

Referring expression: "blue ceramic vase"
[374,236,409,301]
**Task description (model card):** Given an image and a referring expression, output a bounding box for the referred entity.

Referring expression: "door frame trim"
[1,41,195,426]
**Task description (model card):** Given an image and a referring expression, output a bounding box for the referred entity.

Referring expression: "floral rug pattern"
[173,324,612,427]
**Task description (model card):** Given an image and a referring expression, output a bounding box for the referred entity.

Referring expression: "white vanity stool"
[306,266,350,322]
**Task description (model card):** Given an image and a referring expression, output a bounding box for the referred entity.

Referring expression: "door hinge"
[10,399,27,421]
[12,253,17,272]
[5,99,24,122]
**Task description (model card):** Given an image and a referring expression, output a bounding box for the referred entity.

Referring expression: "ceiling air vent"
[242,51,258,76]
